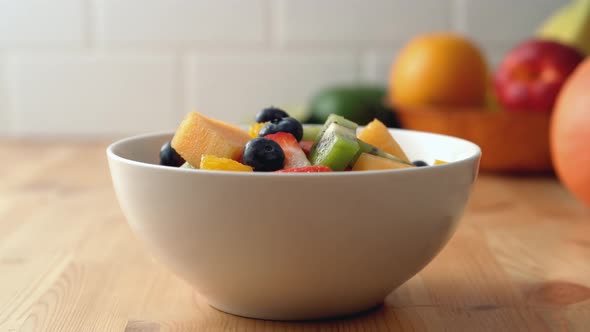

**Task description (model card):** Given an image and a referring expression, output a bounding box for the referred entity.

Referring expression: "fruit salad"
[160,107,444,173]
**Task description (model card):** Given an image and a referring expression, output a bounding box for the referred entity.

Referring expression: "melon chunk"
[352,153,412,171]
[171,112,251,167]
[358,119,410,163]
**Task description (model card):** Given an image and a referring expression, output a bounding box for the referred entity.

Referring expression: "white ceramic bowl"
[107,128,481,321]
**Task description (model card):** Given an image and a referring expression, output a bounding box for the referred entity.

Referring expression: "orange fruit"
[390,33,488,108]
[551,58,590,207]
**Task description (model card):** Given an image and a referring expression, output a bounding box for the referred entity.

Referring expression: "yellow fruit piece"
[200,155,253,172]
[390,32,488,108]
[536,0,590,55]
[249,122,267,138]
[352,153,413,171]
[358,119,410,163]
[434,159,448,165]
[171,112,251,167]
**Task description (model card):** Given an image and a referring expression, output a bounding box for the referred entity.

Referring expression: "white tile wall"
[97,0,266,45]
[5,53,178,136]
[0,0,569,136]
[278,0,451,44]
[186,53,357,123]
[360,48,401,84]
[0,56,8,134]
[0,0,84,47]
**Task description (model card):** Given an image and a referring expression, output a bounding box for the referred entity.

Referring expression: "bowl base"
[208,300,384,321]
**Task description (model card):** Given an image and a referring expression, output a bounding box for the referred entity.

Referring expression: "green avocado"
[307,85,401,128]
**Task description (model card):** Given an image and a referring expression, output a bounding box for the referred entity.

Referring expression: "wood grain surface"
[0,141,589,332]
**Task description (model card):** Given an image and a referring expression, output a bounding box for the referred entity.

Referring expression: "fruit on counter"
[493,39,585,112]
[434,160,448,165]
[264,132,311,169]
[259,116,304,142]
[352,153,412,171]
[390,33,488,108]
[357,119,410,163]
[537,0,590,55]
[255,106,289,123]
[200,155,253,172]
[307,85,400,127]
[242,138,286,172]
[309,123,361,171]
[160,141,185,167]
[171,112,251,167]
[275,165,332,173]
[551,58,590,206]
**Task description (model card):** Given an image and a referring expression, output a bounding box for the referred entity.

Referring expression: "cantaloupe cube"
[352,153,413,171]
[171,112,251,167]
[358,119,410,163]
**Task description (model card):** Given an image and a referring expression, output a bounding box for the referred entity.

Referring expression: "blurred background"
[0,0,569,137]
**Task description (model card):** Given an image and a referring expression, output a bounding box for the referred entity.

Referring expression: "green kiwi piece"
[309,123,360,171]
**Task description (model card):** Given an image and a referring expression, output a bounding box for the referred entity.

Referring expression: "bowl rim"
[106,128,481,177]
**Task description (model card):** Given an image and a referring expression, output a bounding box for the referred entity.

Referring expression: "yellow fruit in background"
[390,33,489,108]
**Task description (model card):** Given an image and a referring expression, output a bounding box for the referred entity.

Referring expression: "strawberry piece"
[264,132,311,169]
[276,165,332,173]
[299,140,314,156]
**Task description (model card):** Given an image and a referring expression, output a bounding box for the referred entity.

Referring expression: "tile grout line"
[0,52,15,136]
[0,52,6,134]
[450,0,468,34]
[175,51,186,122]
[270,0,283,51]
[83,0,95,50]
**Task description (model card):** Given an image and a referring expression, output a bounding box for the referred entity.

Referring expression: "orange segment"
[171,112,251,167]
[249,122,267,138]
[357,119,410,162]
[200,155,253,172]
[352,153,413,171]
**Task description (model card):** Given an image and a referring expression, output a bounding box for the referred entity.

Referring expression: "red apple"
[493,39,585,112]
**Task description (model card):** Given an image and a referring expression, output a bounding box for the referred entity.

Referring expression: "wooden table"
[1,141,589,332]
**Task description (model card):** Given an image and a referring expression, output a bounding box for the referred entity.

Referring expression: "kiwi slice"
[309,123,360,171]
[311,114,359,151]
[355,140,412,166]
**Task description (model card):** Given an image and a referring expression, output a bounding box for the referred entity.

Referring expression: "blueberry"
[255,107,289,123]
[160,141,185,167]
[242,138,285,172]
[412,160,428,167]
[259,117,303,141]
